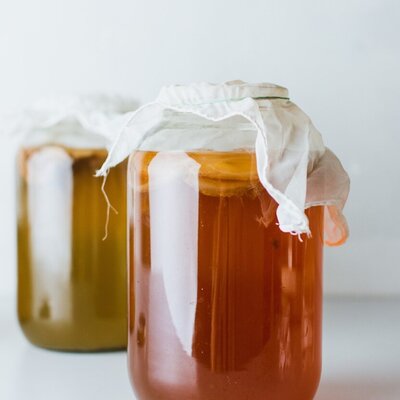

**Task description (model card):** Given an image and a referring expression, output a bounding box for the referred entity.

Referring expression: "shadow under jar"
[17,145,127,351]
[128,150,323,400]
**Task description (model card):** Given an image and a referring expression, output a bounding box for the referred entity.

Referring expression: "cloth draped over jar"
[97,81,350,246]
[1,95,136,149]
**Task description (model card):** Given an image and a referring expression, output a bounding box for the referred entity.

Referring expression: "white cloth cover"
[98,81,350,246]
[2,94,137,149]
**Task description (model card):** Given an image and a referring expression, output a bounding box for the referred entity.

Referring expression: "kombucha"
[128,150,324,400]
[17,145,127,351]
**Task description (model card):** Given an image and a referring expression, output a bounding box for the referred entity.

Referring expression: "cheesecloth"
[98,81,349,246]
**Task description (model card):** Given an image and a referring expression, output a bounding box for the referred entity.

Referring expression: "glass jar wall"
[17,145,127,351]
[127,150,323,400]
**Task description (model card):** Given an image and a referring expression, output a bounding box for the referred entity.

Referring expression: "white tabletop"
[1,297,399,400]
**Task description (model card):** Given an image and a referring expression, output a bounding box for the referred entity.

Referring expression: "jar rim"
[157,80,289,106]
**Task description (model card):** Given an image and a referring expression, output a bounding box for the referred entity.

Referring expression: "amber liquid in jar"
[18,145,127,351]
[128,151,323,400]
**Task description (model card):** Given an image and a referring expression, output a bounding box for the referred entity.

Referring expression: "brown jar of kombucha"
[128,150,323,400]
[17,146,127,351]
[16,97,133,351]
[99,81,349,399]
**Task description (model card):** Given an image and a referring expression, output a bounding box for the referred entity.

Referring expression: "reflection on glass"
[18,146,127,351]
[128,150,324,400]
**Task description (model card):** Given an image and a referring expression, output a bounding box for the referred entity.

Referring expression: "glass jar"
[127,149,323,400]
[99,81,349,399]
[16,97,133,351]
[17,146,127,351]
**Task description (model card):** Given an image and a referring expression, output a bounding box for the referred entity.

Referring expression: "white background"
[0,0,399,298]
